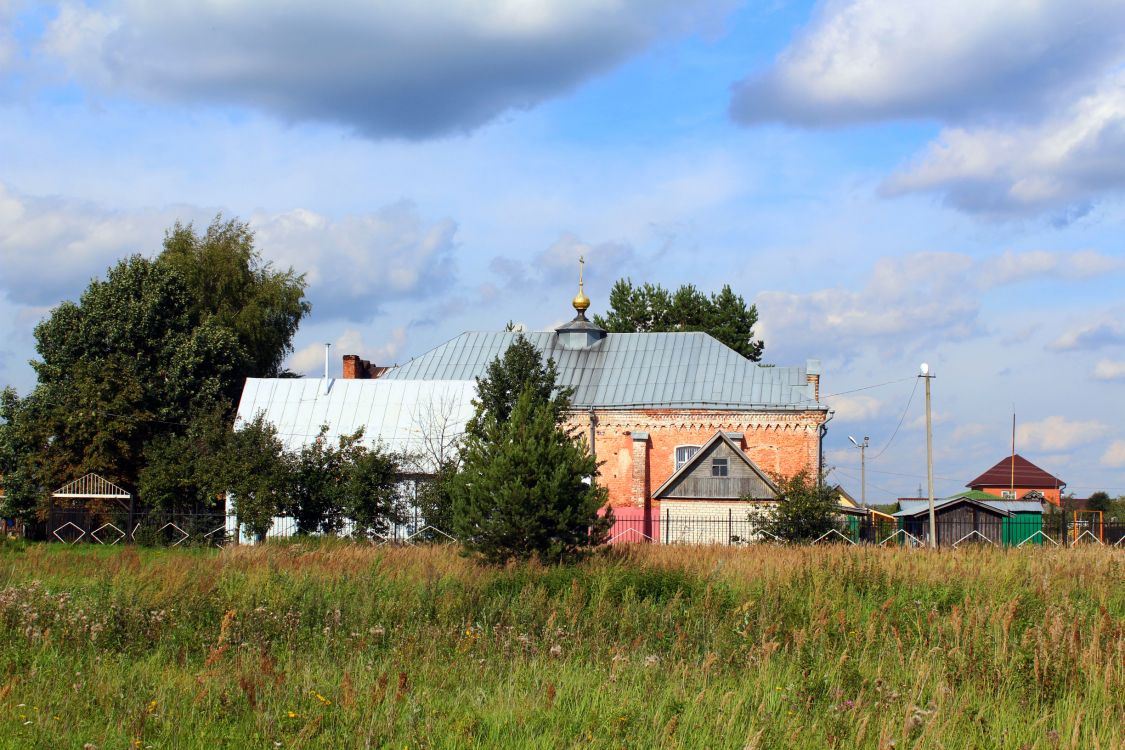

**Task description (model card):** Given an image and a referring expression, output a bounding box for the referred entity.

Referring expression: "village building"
[236,277,831,529]
[965,454,1065,506]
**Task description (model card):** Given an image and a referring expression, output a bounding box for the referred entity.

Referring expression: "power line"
[867,377,919,461]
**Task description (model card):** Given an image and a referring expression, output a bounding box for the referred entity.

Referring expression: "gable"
[654,432,778,501]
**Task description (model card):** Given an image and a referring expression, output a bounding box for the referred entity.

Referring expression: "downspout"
[818,409,835,482]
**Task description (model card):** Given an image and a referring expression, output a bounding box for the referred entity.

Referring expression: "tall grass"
[0,540,1121,749]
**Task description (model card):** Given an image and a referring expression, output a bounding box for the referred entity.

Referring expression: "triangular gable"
[966,454,1063,490]
[653,431,779,500]
[52,473,131,499]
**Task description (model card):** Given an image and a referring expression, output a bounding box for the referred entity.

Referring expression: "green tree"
[594,278,765,360]
[452,386,610,564]
[1086,491,1111,512]
[285,427,404,536]
[415,459,458,538]
[138,409,231,511]
[466,335,572,437]
[9,216,309,510]
[159,216,310,384]
[224,415,289,540]
[0,388,45,521]
[748,470,842,543]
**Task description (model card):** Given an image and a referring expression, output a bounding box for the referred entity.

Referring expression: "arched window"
[674,445,700,471]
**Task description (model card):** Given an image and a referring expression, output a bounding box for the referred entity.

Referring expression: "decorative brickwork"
[563,408,825,509]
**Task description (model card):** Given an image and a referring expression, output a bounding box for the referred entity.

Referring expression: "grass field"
[0,540,1121,749]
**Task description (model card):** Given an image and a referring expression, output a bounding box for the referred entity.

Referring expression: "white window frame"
[1000,490,1017,499]
[674,445,701,471]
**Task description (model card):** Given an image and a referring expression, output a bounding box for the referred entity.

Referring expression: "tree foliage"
[466,335,572,438]
[593,279,765,360]
[160,216,310,382]
[2,216,309,512]
[285,427,405,537]
[452,387,610,564]
[748,471,842,543]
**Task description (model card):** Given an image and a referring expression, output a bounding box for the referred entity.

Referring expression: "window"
[711,458,729,477]
[1001,490,1017,499]
[674,445,700,470]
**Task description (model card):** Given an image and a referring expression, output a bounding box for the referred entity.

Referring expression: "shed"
[897,492,1044,546]
[894,496,1014,546]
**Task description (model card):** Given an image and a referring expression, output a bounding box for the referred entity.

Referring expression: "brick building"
[965,454,1065,507]
[370,292,830,514]
[237,289,830,520]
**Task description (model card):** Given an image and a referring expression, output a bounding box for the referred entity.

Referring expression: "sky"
[1,0,1124,501]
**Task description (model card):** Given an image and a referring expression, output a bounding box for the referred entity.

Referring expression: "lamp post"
[920,363,936,548]
[848,435,870,507]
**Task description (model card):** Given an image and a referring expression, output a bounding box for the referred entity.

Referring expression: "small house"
[894,492,1045,546]
[966,454,1065,507]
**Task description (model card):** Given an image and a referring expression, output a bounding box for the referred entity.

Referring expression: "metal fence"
[27,507,1125,549]
[603,511,1125,548]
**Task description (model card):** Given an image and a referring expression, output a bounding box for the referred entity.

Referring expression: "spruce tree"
[452,386,610,564]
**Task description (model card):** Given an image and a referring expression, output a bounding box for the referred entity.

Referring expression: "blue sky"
[2,0,1124,500]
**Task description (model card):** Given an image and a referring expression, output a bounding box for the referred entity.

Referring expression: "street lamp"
[920,363,936,548]
[848,435,870,508]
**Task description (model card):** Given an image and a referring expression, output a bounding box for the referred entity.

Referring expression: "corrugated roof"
[382,331,823,411]
[966,454,1064,489]
[895,496,1044,517]
[235,378,476,472]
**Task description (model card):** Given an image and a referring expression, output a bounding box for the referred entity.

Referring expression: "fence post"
[728,508,733,546]
[664,507,669,545]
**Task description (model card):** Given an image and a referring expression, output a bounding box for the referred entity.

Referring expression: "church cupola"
[555,255,607,349]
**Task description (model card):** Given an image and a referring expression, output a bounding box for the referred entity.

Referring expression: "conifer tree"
[452,386,610,563]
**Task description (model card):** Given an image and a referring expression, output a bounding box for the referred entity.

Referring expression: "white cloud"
[830,395,882,423]
[1049,321,1125,352]
[251,202,458,321]
[0,184,458,319]
[1092,360,1125,380]
[1016,416,1109,452]
[883,77,1125,218]
[1101,440,1125,467]
[758,248,1123,362]
[288,325,411,376]
[730,0,1125,127]
[40,0,727,139]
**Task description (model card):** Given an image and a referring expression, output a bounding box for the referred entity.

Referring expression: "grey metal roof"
[894,497,1044,517]
[236,377,476,472]
[382,331,823,411]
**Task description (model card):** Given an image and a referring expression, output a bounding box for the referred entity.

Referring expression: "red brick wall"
[564,409,826,508]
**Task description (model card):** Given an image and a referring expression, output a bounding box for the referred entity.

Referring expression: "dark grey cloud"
[43,0,724,139]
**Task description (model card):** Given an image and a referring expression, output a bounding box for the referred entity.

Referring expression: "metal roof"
[235,377,476,472]
[895,496,1044,517]
[966,454,1064,489]
[382,331,823,411]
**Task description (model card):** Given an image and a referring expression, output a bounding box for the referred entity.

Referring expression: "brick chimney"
[806,359,821,402]
[342,354,388,379]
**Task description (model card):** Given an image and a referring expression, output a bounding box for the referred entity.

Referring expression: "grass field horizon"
[0,541,1121,749]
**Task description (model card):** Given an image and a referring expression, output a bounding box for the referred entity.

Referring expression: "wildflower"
[314,692,331,706]
[643,655,660,667]
[287,711,298,718]
[146,700,157,714]
[549,644,563,658]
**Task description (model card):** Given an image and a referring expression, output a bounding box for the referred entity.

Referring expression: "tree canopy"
[748,471,842,542]
[466,335,572,438]
[0,216,310,517]
[593,279,765,360]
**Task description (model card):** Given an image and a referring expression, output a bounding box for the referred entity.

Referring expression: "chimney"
[806,359,821,402]
[342,354,389,379]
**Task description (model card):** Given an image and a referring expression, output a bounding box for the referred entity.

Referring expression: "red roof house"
[966,454,1065,506]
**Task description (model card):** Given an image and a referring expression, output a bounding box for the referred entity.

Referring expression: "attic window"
[674,446,700,470]
[711,458,729,477]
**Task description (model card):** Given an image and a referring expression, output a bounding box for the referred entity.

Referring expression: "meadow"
[0,540,1121,749]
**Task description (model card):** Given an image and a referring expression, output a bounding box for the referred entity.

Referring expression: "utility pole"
[848,435,870,507]
[920,363,936,548]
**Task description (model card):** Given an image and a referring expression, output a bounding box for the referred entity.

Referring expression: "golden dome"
[572,255,590,315]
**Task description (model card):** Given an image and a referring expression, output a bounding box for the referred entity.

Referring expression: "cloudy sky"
[2,0,1124,500]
